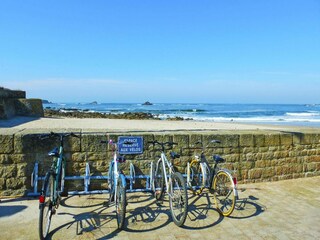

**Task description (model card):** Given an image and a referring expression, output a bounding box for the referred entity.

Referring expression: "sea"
[43,102,320,127]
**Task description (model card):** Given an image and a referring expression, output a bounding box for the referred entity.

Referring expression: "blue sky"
[0,0,319,104]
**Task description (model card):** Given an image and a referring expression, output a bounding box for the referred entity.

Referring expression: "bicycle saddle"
[170,151,180,159]
[213,155,225,163]
[48,147,59,157]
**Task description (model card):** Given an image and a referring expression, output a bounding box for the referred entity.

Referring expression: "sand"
[1,116,319,133]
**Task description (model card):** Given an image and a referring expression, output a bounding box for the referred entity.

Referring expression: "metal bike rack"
[28,161,155,196]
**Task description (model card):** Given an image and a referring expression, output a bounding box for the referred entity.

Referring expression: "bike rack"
[28,161,155,196]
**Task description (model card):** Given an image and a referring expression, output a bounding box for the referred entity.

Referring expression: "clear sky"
[0,0,319,104]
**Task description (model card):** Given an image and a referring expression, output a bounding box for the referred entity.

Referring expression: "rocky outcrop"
[44,109,159,120]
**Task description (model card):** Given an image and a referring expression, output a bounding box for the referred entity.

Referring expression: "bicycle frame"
[186,141,238,197]
[108,141,126,203]
[112,148,127,202]
[156,151,176,198]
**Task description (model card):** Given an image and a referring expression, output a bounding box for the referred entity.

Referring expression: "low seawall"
[1,129,320,196]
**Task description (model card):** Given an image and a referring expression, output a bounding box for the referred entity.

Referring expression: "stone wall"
[0,130,320,196]
[0,87,43,119]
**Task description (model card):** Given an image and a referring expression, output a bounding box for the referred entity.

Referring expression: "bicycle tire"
[189,160,206,195]
[39,172,54,240]
[116,175,126,229]
[169,172,188,227]
[212,170,236,217]
[108,162,115,203]
[154,160,165,201]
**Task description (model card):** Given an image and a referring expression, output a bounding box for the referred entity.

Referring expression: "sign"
[118,136,144,154]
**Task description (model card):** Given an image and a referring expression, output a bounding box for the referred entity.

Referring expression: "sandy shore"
[1,116,319,133]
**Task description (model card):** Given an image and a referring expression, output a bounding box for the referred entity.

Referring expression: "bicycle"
[101,139,127,230]
[149,140,188,227]
[185,140,238,217]
[38,132,80,240]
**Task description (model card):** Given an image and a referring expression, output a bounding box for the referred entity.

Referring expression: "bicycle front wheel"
[39,172,54,240]
[154,160,165,201]
[212,170,236,217]
[169,172,188,227]
[116,175,126,229]
[108,162,115,203]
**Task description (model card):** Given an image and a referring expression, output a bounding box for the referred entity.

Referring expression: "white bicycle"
[149,140,188,227]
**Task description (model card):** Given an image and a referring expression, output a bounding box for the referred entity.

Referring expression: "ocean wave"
[180,109,206,112]
[285,112,320,117]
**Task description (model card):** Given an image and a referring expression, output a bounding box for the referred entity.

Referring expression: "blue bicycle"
[38,132,80,240]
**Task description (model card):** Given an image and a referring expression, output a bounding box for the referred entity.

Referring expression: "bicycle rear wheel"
[189,160,205,195]
[116,175,126,229]
[169,172,188,227]
[212,170,236,217]
[154,160,165,200]
[39,172,54,240]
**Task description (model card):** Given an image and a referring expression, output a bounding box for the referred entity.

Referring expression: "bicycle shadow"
[182,188,265,229]
[0,205,28,218]
[60,195,107,209]
[182,192,224,230]
[48,203,121,239]
[230,188,267,219]
[125,196,171,233]
[0,197,33,218]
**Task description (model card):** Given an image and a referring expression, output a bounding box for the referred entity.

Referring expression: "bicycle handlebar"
[190,139,221,149]
[148,140,177,150]
[39,132,80,140]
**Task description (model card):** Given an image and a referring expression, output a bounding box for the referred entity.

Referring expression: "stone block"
[173,134,189,149]
[265,134,280,146]
[17,163,28,177]
[82,134,107,152]
[262,167,275,178]
[6,177,27,189]
[280,134,293,146]
[0,154,12,164]
[189,134,203,147]
[254,134,265,147]
[0,178,5,190]
[138,134,154,151]
[300,133,320,145]
[0,135,14,153]
[248,169,262,179]
[239,134,254,147]
[14,98,44,117]
[0,165,17,178]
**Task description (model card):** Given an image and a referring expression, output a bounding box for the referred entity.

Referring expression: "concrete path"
[0,176,319,240]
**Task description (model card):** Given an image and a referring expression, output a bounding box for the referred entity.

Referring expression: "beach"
[1,116,319,133]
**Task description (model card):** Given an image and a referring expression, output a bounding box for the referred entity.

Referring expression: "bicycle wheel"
[116,175,126,229]
[189,160,205,195]
[39,172,54,240]
[212,170,236,217]
[154,160,165,201]
[169,172,188,227]
[108,162,115,203]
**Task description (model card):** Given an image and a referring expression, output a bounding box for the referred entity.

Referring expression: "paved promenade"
[0,176,319,240]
